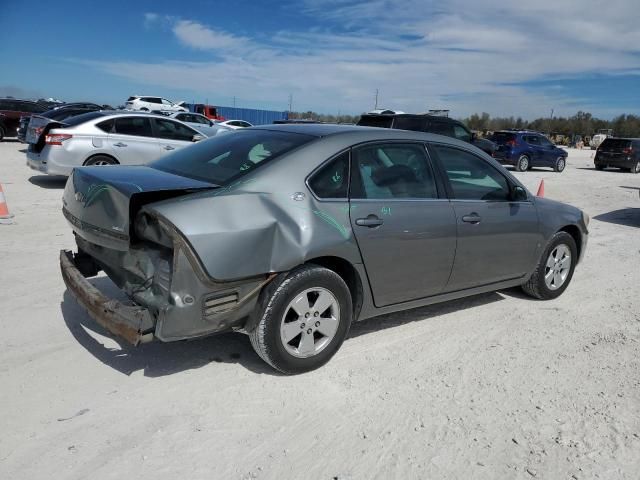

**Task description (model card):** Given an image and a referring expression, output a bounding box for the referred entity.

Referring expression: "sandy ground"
[0,141,639,479]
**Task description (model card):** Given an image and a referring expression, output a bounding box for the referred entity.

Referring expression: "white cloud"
[84,4,640,117]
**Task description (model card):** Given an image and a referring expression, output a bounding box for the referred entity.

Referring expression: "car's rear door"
[349,142,457,307]
[106,116,158,165]
[151,118,200,154]
[523,135,542,165]
[429,144,540,291]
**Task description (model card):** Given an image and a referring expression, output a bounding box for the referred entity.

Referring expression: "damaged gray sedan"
[61,124,589,374]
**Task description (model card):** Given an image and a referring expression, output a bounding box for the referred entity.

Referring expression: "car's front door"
[538,135,558,165]
[430,144,541,291]
[107,116,158,165]
[349,142,457,307]
[523,135,542,165]
[152,118,200,154]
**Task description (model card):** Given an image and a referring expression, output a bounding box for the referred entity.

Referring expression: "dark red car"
[0,98,48,141]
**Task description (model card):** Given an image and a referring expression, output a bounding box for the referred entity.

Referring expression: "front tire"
[522,232,577,300]
[595,164,605,171]
[249,264,353,374]
[554,156,566,172]
[516,155,530,172]
[630,161,640,174]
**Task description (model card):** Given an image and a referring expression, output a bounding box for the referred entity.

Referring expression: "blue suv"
[491,130,568,172]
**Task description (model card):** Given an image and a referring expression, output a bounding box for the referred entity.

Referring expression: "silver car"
[60,124,589,374]
[166,112,233,136]
[26,111,214,176]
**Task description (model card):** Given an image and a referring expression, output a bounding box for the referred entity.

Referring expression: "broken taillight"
[622,147,633,155]
[45,134,73,145]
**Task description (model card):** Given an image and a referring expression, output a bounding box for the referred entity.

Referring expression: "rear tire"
[249,264,352,374]
[84,155,118,166]
[516,155,530,172]
[0,125,5,142]
[522,231,577,300]
[554,156,566,172]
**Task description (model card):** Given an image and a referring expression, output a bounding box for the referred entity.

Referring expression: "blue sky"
[1,0,639,118]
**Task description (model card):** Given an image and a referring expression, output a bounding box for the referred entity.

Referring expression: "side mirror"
[511,185,528,201]
[192,134,205,142]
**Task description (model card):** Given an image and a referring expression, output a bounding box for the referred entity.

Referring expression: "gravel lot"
[1,140,639,479]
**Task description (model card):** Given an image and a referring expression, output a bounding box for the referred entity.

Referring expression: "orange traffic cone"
[536,179,545,197]
[0,184,14,224]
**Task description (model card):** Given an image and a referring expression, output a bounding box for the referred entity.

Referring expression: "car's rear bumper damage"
[60,249,155,345]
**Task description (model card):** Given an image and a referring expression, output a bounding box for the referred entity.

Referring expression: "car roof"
[360,112,460,123]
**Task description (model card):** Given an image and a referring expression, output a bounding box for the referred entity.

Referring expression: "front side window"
[351,143,438,199]
[153,118,198,141]
[432,145,511,201]
[194,115,210,125]
[152,130,315,185]
[161,98,173,105]
[538,136,554,147]
[453,124,472,143]
[142,97,162,104]
[114,117,153,137]
[308,151,349,199]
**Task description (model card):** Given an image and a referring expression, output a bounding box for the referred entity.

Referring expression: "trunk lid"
[63,166,216,251]
[26,115,66,152]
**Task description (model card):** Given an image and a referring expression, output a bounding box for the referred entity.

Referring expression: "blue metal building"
[216,106,288,125]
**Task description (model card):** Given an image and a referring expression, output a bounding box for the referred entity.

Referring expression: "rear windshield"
[152,129,316,185]
[63,111,107,126]
[357,115,394,128]
[491,132,516,144]
[599,138,632,151]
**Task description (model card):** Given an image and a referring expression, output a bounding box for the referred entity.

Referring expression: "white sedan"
[218,119,253,129]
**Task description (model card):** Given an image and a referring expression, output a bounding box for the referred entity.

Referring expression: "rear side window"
[429,121,454,138]
[433,145,511,201]
[351,143,438,199]
[153,118,198,141]
[525,135,540,145]
[142,97,162,104]
[114,117,153,137]
[308,151,349,199]
[394,117,427,132]
[357,115,394,128]
[96,119,114,133]
[599,138,632,151]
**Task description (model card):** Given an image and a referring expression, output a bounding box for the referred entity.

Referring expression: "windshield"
[151,129,316,185]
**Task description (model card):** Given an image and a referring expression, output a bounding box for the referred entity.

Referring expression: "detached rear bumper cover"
[60,250,154,345]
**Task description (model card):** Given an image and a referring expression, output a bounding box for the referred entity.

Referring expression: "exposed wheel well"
[83,154,119,166]
[306,256,364,320]
[559,225,582,259]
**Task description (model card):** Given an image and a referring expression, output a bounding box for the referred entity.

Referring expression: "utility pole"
[288,93,293,113]
[374,89,379,109]
[233,96,236,116]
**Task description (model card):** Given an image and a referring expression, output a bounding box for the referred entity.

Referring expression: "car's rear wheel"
[0,125,5,142]
[522,231,577,300]
[140,107,149,112]
[516,155,530,172]
[84,155,118,166]
[554,156,566,172]
[249,264,352,374]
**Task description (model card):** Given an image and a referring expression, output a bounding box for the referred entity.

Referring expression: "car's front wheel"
[516,155,530,172]
[554,156,566,172]
[595,164,605,171]
[249,264,353,374]
[630,161,640,174]
[522,231,577,300]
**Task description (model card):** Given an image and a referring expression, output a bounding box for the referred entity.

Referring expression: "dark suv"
[594,138,640,173]
[17,103,109,143]
[0,98,48,141]
[357,113,496,155]
[491,130,568,172]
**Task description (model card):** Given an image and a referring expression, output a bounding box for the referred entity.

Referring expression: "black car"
[0,98,48,141]
[17,103,111,142]
[357,113,495,155]
[594,138,640,173]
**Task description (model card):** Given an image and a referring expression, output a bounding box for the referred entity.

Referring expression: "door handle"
[355,215,384,228]
[113,142,127,147]
[163,145,175,151]
[461,213,481,224]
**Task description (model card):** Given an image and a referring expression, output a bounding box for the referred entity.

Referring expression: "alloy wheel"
[544,244,572,290]
[280,287,340,358]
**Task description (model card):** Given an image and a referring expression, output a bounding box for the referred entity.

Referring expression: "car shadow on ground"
[61,276,508,377]
[593,208,640,228]
[28,175,67,189]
